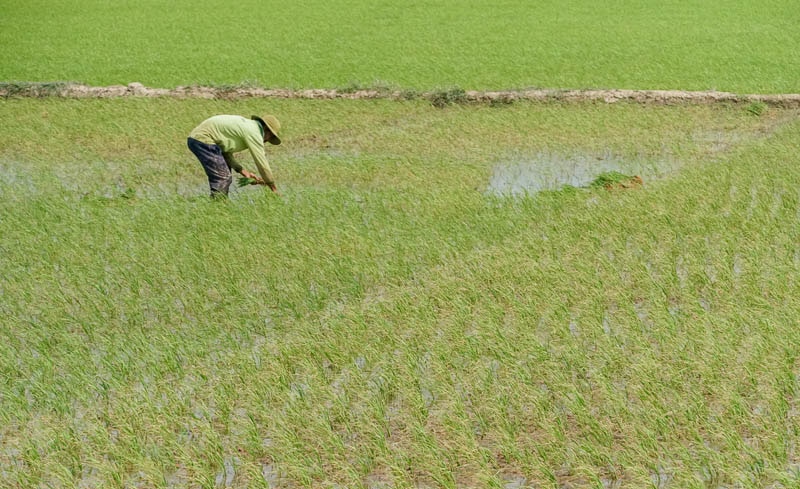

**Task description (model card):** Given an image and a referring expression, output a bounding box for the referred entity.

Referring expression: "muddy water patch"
[486,151,681,196]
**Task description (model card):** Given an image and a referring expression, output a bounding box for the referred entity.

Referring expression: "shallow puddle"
[0,163,38,196]
[486,151,680,196]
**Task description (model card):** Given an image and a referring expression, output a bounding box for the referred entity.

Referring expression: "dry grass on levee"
[1,98,800,488]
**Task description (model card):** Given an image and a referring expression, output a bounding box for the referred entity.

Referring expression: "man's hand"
[267,182,281,196]
[240,169,258,180]
[250,178,280,196]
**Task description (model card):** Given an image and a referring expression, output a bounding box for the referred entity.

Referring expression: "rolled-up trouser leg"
[187,137,233,196]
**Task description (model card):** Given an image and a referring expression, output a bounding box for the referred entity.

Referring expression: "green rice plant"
[589,171,641,189]
[1,97,800,487]
[1,0,798,92]
[747,101,768,116]
[237,177,257,187]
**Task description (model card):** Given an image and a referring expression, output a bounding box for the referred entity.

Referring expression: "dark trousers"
[187,137,232,196]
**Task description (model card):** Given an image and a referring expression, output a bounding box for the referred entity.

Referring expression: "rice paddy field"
[3,2,800,489]
[1,0,799,92]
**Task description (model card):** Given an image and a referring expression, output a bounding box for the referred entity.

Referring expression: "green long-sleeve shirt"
[189,115,274,184]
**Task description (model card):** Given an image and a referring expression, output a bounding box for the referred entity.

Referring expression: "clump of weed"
[238,177,257,187]
[746,101,768,116]
[0,81,72,98]
[339,81,367,94]
[339,80,396,95]
[428,87,468,108]
[398,89,421,101]
[213,81,263,98]
[489,94,516,107]
[590,171,642,189]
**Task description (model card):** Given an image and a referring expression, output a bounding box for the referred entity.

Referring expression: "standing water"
[486,151,679,196]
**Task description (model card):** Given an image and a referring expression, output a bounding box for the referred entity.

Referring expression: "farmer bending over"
[187,114,282,197]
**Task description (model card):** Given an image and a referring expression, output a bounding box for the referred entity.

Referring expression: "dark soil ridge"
[3,82,800,107]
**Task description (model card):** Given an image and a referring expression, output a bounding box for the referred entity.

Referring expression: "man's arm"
[245,135,277,191]
[224,151,263,183]
[222,152,243,173]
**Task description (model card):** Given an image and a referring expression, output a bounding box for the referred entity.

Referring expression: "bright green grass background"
[1,0,798,92]
[3,98,800,487]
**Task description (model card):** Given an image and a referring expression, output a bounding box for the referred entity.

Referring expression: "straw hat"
[252,115,282,145]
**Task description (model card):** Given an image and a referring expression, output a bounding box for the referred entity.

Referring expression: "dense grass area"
[2,98,800,487]
[1,0,799,93]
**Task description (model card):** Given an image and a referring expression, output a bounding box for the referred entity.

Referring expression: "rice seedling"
[2,97,800,487]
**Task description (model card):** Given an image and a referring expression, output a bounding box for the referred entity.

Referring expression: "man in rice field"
[187,114,282,198]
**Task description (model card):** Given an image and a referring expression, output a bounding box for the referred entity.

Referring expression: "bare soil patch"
[3,82,800,107]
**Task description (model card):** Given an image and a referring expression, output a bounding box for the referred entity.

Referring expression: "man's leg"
[187,138,233,197]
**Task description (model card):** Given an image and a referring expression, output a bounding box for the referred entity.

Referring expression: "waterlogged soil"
[4,85,797,199]
[0,161,209,200]
[486,110,799,196]
[486,151,678,196]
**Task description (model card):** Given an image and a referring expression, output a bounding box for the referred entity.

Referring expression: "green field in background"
[1,0,798,92]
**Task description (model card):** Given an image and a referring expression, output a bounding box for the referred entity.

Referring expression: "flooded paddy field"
[3,97,800,488]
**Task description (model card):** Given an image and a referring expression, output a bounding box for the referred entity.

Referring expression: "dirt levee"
[3,82,800,107]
